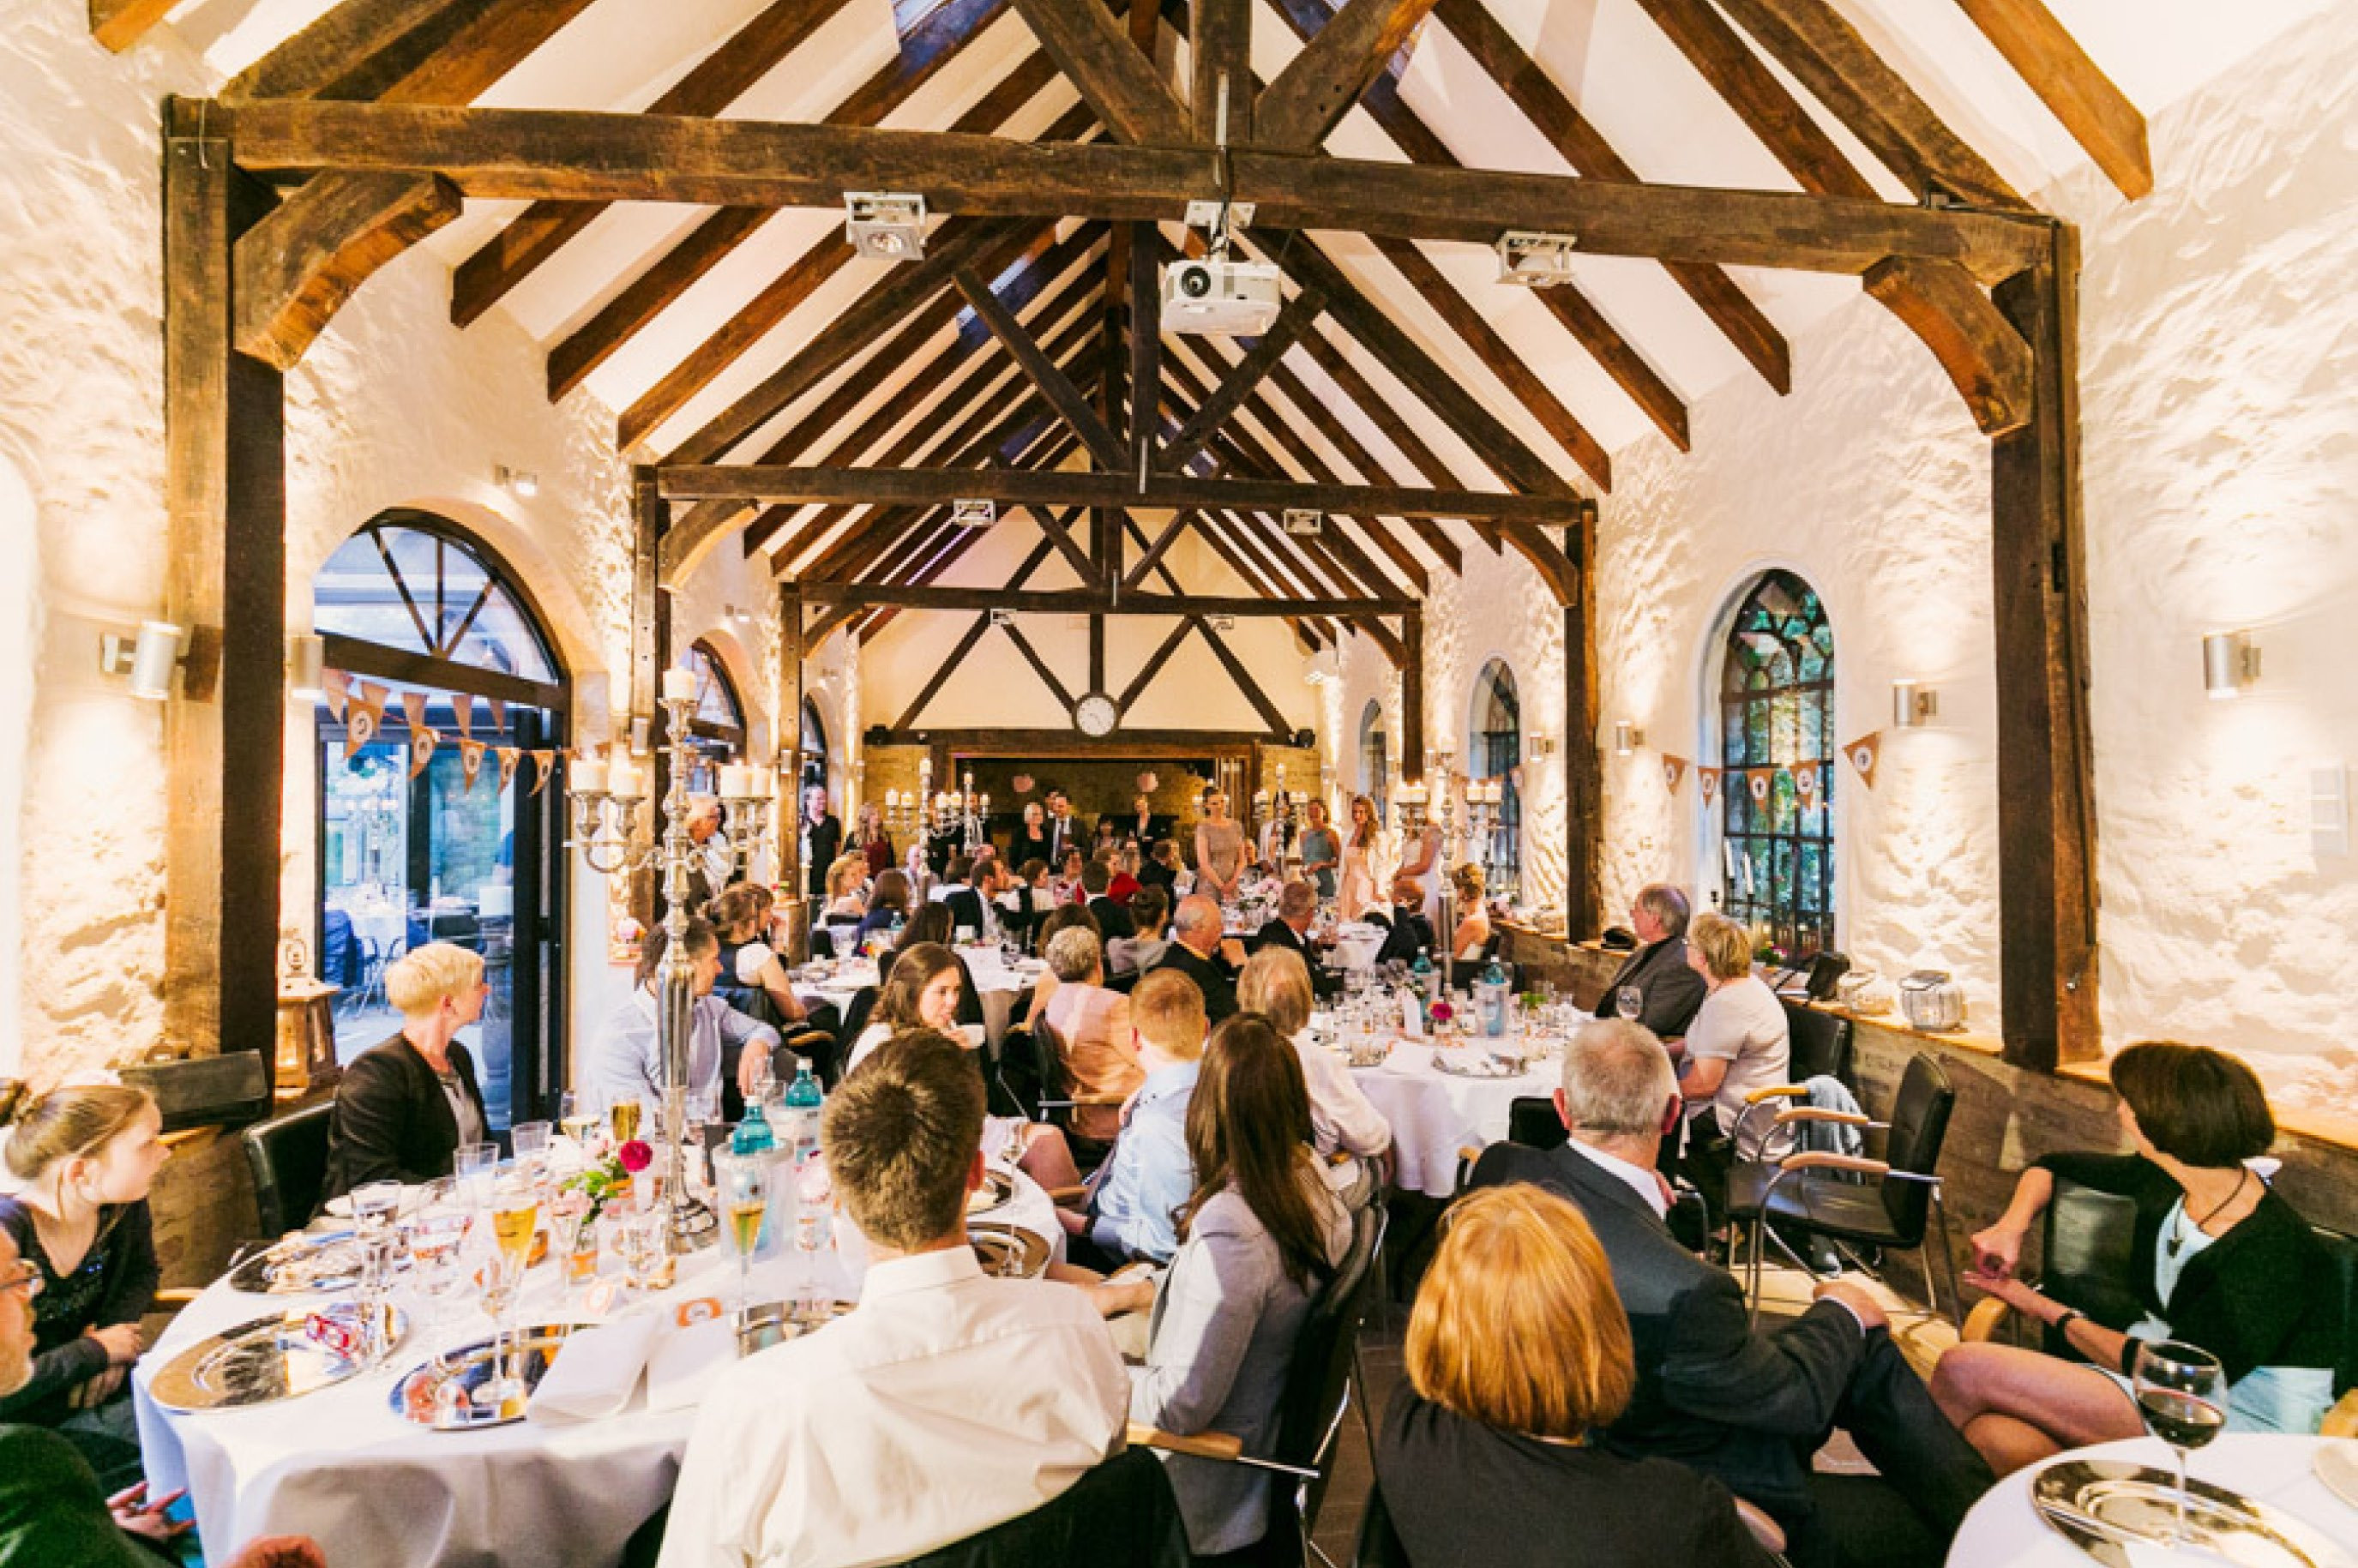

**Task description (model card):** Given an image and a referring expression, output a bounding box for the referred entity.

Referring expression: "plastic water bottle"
[730,1100,776,1156]
[1408,950,1436,1036]
[781,1061,825,1170]
[1477,956,1511,1038]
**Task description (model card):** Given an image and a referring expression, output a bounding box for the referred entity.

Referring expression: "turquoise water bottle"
[781,1062,824,1170]
[1410,950,1435,1030]
[1477,956,1510,1038]
[730,1101,776,1156]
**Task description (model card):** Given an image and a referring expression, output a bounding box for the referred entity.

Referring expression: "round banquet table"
[1325,923,1387,974]
[1346,1039,1555,1199]
[134,1171,1063,1568]
[1946,1434,2358,1567]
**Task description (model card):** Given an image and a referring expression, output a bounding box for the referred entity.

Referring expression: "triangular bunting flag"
[400,689,430,736]
[1661,754,1688,793]
[322,669,350,723]
[529,750,557,796]
[488,699,508,736]
[1747,770,1772,803]
[1795,765,1820,804]
[1845,733,1882,789]
[452,695,473,739]
[496,748,522,792]
[345,682,387,761]
[1698,766,1721,803]
[409,728,439,778]
[458,737,486,791]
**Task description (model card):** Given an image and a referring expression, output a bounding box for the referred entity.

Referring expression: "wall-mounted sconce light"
[1892,680,1939,729]
[629,716,653,755]
[495,464,538,499]
[287,634,327,703]
[727,604,753,627]
[1527,733,1556,759]
[2202,630,2259,700]
[1613,721,1643,757]
[100,620,187,701]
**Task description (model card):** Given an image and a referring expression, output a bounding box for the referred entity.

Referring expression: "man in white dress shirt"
[658,1032,1128,1568]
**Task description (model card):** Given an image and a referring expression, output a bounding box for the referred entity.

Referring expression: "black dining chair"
[1778,997,1856,1086]
[895,1446,1190,1567]
[241,1099,335,1235]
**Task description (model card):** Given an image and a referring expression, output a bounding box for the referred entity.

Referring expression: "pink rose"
[617,1139,653,1174]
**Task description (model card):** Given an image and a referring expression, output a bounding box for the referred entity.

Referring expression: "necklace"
[2166,1168,2250,1259]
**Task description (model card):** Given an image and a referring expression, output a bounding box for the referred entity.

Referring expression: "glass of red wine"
[2132,1339,2226,1546]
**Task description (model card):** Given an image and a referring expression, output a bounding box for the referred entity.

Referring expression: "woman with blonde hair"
[1236,946,1391,1176]
[1336,794,1384,919]
[1378,1184,1775,1568]
[0,1079,168,1485]
[1449,862,1491,960]
[821,854,869,921]
[1194,789,1247,904]
[1675,910,1791,1216]
[321,940,492,1207]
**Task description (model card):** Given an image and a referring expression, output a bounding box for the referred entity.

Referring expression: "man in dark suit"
[1151,894,1243,1024]
[931,855,988,940]
[1080,861,1136,941]
[1371,874,1436,967]
[1103,792,1168,850]
[799,787,843,900]
[1595,883,1708,1039]
[1043,787,1081,866]
[1468,1020,1991,1568]
[1251,880,1339,999]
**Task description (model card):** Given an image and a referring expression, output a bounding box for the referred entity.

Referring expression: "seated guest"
[1139,838,1182,894]
[1107,886,1170,976]
[851,944,1081,1192]
[1022,905,1104,1030]
[1151,895,1244,1024]
[1114,1015,1353,1558]
[1236,947,1392,1182]
[929,855,988,940]
[321,941,492,1205]
[1932,1041,2342,1470]
[1469,1020,1991,1566]
[1594,883,1707,1040]
[659,1033,1128,1568]
[710,886,815,1031]
[1053,846,1088,904]
[892,906,984,1029]
[1038,928,1140,1144]
[851,868,911,949]
[1380,1184,1778,1568]
[1060,971,1206,1266]
[1001,857,1050,952]
[0,1084,165,1487]
[1251,880,1338,1000]
[1107,844,1144,904]
[1081,861,1136,942]
[821,853,869,922]
[969,856,1014,945]
[0,1225,325,1567]
[588,922,780,1113]
[1675,910,1792,1217]
[1372,874,1437,967]
[1449,862,1492,960]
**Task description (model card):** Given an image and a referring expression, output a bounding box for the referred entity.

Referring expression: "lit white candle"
[609,760,643,799]
[661,665,696,704]
[719,763,753,798]
[572,756,609,795]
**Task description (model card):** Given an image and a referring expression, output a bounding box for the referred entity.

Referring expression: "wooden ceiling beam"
[954,267,1126,469]
[1255,358,1431,589]
[214,100,2053,281]
[1862,256,2030,435]
[859,427,1084,642]
[1006,0,1189,144]
[226,0,595,105]
[1284,328,1464,570]
[1254,0,1441,153]
[1157,287,1324,473]
[459,0,1009,327]
[1952,0,2150,201]
[232,171,460,370]
[1189,0,1254,144]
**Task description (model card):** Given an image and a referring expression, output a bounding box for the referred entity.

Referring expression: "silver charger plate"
[968,1222,1050,1279]
[388,1323,592,1431]
[2033,1458,2357,1568]
[736,1298,857,1356]
[965,1166,1019,1217]
[149,1303,407,1412]
[1431,1050,1519,1079]
[228,1232,366,1295]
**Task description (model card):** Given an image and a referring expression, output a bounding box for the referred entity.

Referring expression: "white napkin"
[525,1313,660,1425]
[645,1320,737,1413]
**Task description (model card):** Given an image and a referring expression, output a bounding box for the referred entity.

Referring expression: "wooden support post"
[1563,509,1601,939]
[630,468,665,928]
[779,580,807,920]
[162,102,286,1060]
[1401,608,1425,784]
[1989,227,2100,1069]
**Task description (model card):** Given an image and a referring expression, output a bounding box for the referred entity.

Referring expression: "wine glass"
[407,1206,472,1330]
[790,1175,833,1325]
[713,1151,767,1324]
[2132,1339,2226,1545]
[558,1091,603,1156]
[1615,986,1645,1023]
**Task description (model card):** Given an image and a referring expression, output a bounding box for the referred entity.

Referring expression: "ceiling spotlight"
[1283,508,1323,536]
[1183,198,1255,233]
[495,464,538,499]
[1212,615,1236,632]
[845,192,926,260]
[952,498,996,528]
[1496,230,1579,288]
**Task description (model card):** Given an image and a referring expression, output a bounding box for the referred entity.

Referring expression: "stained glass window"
[1719,571,1835,958]
[1471,658,1522,896]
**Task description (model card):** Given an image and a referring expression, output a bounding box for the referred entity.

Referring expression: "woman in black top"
[1932,1042,2341,1473]
[851,868,911,952]
[1377,1183,1775,1568]
[320,941,492,1206]
[0,1080,168,1489]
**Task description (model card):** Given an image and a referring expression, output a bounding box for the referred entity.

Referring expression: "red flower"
[617,1139,653,1174]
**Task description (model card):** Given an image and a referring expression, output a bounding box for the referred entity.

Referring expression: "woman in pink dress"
[1336,795,1385,919]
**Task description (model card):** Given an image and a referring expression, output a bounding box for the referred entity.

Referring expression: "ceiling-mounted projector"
[1161,258,1284,334]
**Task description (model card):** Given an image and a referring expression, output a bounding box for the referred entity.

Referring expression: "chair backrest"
[1876,1053,1954,1239]
[1355,1480,1413,1568]
[241,1099,334,1236]
[877,1446,1189,1568]
[2034,1174,2145,1350]
[1034,1020,1077,1113]
[2312,1224,2358,1397]
[1780,999,1854,1086]
[1507,1096,1567,1152]
[1267,1204,1387,1543]
[836,987,879,1058]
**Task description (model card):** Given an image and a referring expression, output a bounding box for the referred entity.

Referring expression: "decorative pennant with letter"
[452,695,473,739]
[1845,733,1882,789]
[458,737,487,791]
[1747,770,1772,804]
[1661,754,1688,794]
[496,747,522,792]
[1698,766,1721,803]
[409,729,438,778]
[1795,765,1820,805]
[400,690,430,736]
[345,682,386,760]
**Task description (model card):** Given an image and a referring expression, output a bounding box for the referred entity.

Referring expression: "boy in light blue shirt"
[1059,969,1206,1265]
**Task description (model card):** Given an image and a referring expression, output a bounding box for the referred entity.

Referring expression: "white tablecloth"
[336,898,406,953]
[1349,1041,1554,1199]
[1326,924,1387,974]
[135,1173,1063,1568]
[1946,1434,2358,1567]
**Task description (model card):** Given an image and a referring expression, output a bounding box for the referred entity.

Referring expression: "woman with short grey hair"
[1038,924,1138,1141]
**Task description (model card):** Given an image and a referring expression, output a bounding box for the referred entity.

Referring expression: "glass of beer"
[713,1150,767,1324]
[609,1095,645,1146]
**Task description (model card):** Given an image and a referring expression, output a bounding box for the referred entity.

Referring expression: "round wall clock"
[1073,692,1118,737]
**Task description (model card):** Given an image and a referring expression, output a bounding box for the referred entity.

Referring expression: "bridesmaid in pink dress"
[1337,795,1384,919]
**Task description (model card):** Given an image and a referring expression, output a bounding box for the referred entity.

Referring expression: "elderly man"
[801,785,844,898]
[0,1230,324,1566]
[1596,883,1708,1040]
[1251,880,1338,1000]
[683,796,730,914]
[1468,1021,1991,1568]
[1150,894,1245,1024]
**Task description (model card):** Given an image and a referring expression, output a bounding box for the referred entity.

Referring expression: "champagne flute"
[609,1095,644,1146]
[478,1169,539,1409]
[1615,985,1645,1023]
[2132,1339,2226,1546]
[714,1151,767,1324]
[559,1091,603,1155]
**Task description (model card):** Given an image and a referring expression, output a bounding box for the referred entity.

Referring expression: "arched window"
[677,640,746,795]
[1471,659,1521,896]
[315,514,559,685]
[800,699,829,799]
[1357,700,1388,819]
[1719,571,1835,958]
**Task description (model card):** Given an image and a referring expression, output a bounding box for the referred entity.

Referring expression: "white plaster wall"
[0,454,35,1080]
